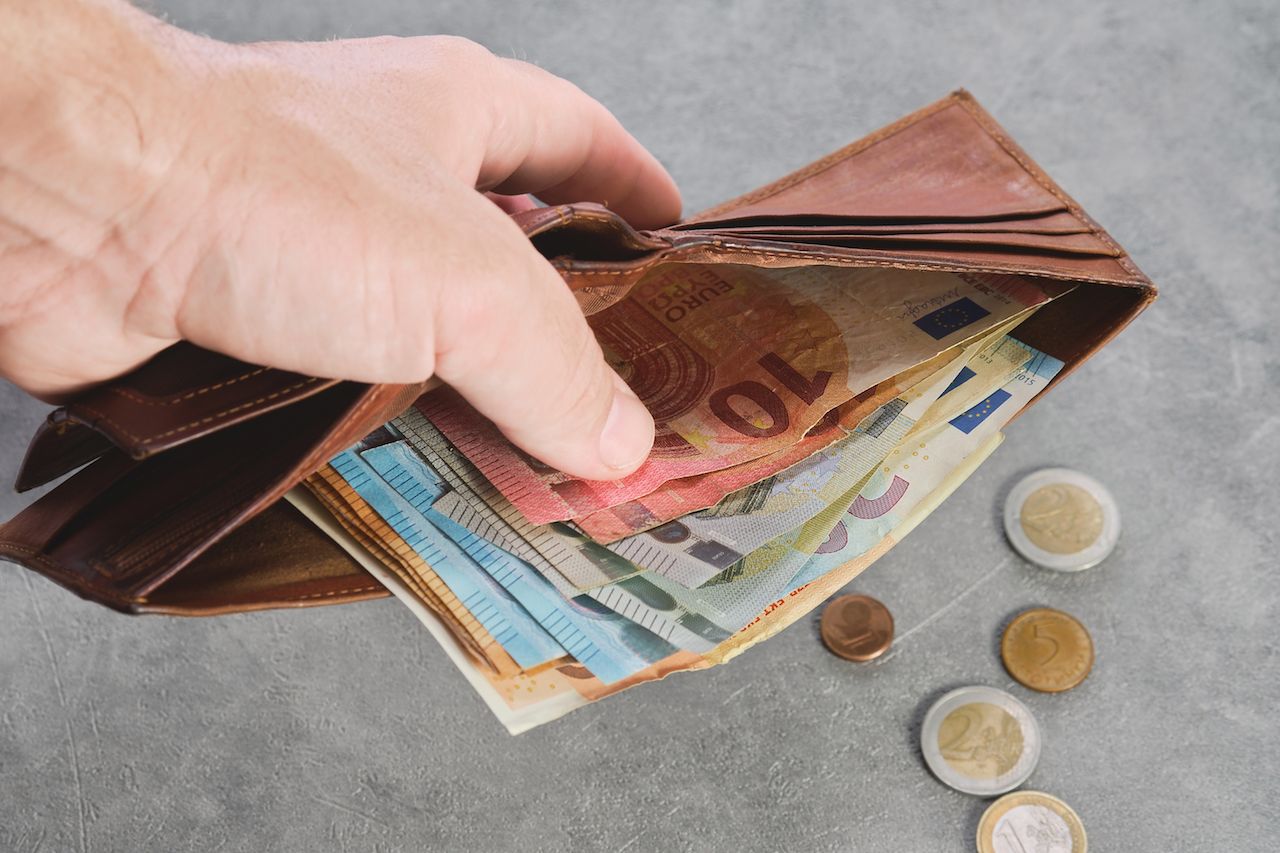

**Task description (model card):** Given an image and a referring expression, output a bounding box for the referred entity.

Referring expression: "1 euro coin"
[977,790,1087,853]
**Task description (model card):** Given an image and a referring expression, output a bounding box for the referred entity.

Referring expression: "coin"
[977,791,1087,853]
[920,686,1041,796]
[819,594,894,661]
[1003,468,1119,571]
[1001,608,1094,693]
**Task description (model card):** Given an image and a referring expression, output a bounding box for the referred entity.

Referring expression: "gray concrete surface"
[2,1,1277,850]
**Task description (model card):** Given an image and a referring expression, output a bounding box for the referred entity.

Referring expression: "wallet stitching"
[75,377,324,447]
[106,366,273,406]
[950,98,1145,281]
[277,584,384,602]
[557,240,1147,287]
[134,583,387,608]
[0,542,122,600]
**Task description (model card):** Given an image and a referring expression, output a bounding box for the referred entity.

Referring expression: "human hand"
[0,1,680,479]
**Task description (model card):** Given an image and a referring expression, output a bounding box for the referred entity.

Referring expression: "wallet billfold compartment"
[0,91,1156,615]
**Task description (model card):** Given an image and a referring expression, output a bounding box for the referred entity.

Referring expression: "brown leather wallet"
[0,90,1156,616]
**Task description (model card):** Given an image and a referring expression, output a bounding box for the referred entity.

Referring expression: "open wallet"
[1,91,1156,731]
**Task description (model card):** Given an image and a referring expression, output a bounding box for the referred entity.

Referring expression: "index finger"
[473,57,682,229]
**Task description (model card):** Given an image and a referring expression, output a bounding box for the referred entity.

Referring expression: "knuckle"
[386,313,438,381]
[428,35,495,68]
[548,332,612,425]
[431,275,506,379]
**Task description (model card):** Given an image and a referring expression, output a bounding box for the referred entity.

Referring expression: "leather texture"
[0,90,1156,616]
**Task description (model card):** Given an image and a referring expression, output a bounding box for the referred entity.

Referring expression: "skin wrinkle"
[0,214,45,272]
[0,174,99,331]
[0,151,105,261]
[121,60,225,321]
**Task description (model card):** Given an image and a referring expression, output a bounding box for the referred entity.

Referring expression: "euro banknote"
[288,421,1008,731]
[362,436,733,653]
[788,341,1066,590]
[337,444,680,684]
[422,265,1062,524]
[570,351,958,543]
[287,486,704,734]
[328,450,566,671]
[282,250,1075,733]
[289,441,992,733]
[713,335,1064,622]
[379,331,1052,641]
[627,335,1061,637]
[598,342,973,587]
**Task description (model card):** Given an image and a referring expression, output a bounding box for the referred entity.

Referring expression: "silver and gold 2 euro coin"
[920,686,1041,796]
[1003,468,1119,571]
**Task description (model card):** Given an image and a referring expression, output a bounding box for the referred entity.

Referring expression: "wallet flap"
[16,343,341,491]
[682,90,1067,224]
[670,90,1150,290]
[1,381,423,611]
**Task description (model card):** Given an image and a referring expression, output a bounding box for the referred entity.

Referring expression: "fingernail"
[598,376,654,473]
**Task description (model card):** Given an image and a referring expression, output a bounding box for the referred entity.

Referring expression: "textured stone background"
[2,1,1277,850]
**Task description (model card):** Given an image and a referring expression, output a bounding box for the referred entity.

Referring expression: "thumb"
[430,192,654,481]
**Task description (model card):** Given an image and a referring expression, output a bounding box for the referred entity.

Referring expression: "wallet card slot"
[672,207,1071,231]
[710,230,1119,257]
[519,203,671,262]
[138,500,386,614]
[690,209,1090,236]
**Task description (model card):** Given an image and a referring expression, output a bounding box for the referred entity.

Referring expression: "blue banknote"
[361,443,679,684]
[330,450,565,670]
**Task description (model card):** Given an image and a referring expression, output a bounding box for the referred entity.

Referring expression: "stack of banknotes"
[287,262,1070,732]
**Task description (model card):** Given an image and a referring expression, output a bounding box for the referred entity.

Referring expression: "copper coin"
[819,594,894,661]
[1000,607,1095,693]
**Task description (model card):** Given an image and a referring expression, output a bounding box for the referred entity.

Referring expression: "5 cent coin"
[820,594,894,662]
[1001,608,1094,693]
